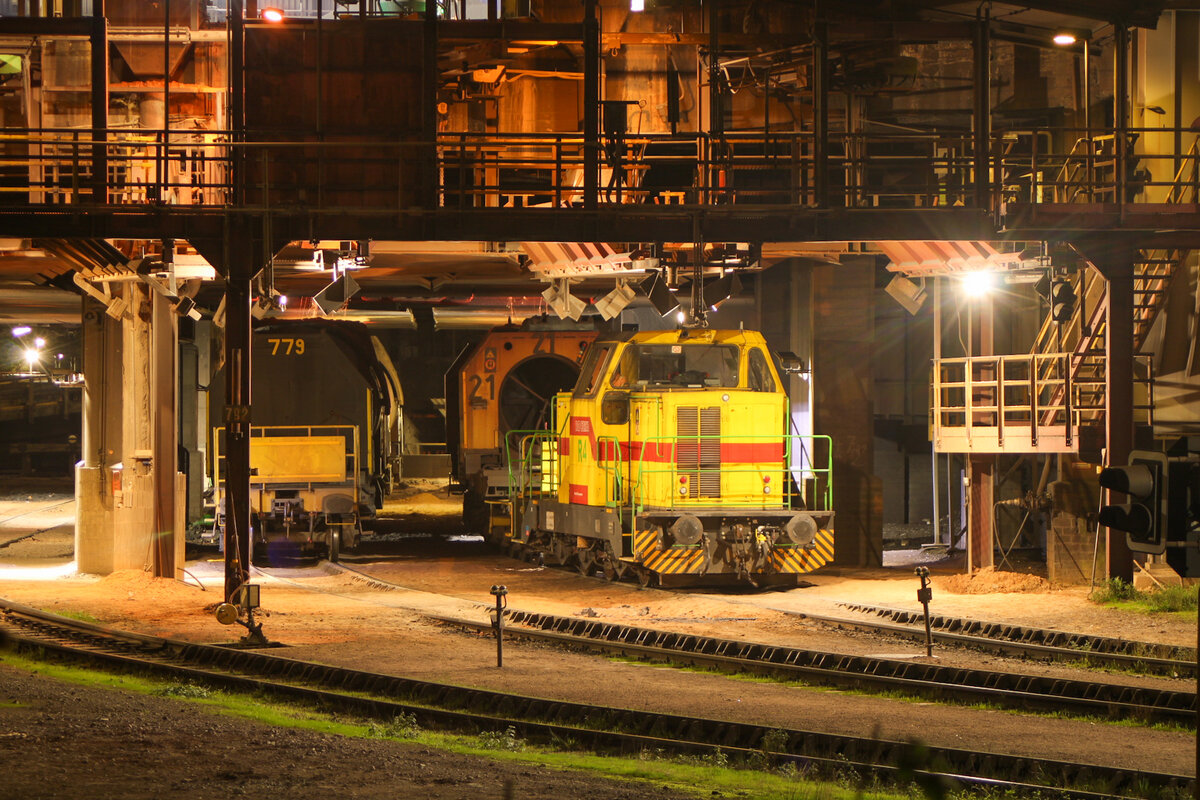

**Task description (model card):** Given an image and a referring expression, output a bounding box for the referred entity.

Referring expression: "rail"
[0,125,1197,214]
[5,598,1186,798]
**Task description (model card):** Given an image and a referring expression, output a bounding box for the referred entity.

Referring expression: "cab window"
[573,344,614,397]
[748,348,776,392]
[610,346,637,388]
[626,343,739,388]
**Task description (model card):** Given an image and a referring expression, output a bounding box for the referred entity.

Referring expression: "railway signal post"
[491,585,508,668]
[915,566,933,658]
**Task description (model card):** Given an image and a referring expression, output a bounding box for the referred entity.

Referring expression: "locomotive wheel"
[550,537,574,566]
[602,560,627,582]
[635,566,658,588]
[600,544,626,582]
[575,548,596,577]
[328,529,340,563]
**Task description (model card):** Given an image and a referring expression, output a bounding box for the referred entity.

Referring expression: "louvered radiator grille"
[677,406,721,499]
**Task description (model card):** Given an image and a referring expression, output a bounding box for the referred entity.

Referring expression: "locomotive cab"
[508,328,834,587]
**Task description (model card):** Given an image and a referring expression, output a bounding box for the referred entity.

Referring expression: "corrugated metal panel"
[879,240,1026,277]
[522,241,652,278]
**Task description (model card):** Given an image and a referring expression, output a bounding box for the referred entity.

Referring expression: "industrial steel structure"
[0,0,1194,607]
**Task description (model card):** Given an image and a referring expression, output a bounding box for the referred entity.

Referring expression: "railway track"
[834,602,1197,672]
[0,598,1189,800]
[439,609,1197,727]
[701,598,1197,678]
[323,562,1197,728]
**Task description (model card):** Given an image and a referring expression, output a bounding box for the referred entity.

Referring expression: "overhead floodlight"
[72,272,128,320]
[261,7,285,22]
[630,0,645,10]
[637,271,680,317]
[11,326,31,338]
[959,270,997,298]
[24,348,38,368]
[173,296,203,322]
[594,280,636,320]
[1052,32,1076,46]
[313,272,361,315]
[885,274,927,316]
[251,292,285,320]
[542,278,586,321]
[703,272,742,312]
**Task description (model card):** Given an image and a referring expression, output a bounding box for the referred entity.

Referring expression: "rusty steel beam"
[90,1,107,204]
[221,221,254,604]
[813,7,829,208]
[583,0,598,211]
[972,11,990,211]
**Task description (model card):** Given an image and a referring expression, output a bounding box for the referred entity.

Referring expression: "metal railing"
[931,354,1154,454]
[1,125,1197,214]
[503,428,832,526]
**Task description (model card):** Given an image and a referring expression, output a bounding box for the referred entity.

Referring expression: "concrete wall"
[812,256,882,567]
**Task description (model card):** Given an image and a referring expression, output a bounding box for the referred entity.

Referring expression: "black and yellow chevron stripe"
[769,528,835,573]
[632,525,834,577]
[632,526,706,574]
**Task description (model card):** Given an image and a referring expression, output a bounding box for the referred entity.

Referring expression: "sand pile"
[939,566,1052,594]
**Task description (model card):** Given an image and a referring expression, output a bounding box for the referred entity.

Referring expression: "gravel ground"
[0,484,1195,798]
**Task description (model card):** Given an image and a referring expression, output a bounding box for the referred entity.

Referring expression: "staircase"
[931,136,1199,455]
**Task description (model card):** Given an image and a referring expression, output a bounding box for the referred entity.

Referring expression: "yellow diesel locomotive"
[506,327,834,587]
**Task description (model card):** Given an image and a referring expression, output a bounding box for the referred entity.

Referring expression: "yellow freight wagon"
[506,327,834,587]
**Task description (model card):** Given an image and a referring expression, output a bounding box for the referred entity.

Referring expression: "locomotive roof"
[594,328,769,347]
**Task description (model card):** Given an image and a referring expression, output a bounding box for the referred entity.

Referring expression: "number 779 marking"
[267,337,306,355]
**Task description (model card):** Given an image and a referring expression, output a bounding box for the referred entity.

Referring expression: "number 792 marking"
[267,337,306,356]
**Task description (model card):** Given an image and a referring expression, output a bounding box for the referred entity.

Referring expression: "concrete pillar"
[76,294,119,574]
[150,291,181,579]
[112,281,156,571]
[179,326,201,524]
[75,281,183,577]
[812,255,882,567]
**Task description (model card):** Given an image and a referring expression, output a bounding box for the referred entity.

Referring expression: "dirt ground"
[0,482,1197,799]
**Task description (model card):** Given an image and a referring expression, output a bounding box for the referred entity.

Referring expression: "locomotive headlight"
[763,485,771,494]
[722,393,730,402]
[679,485,688,495]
